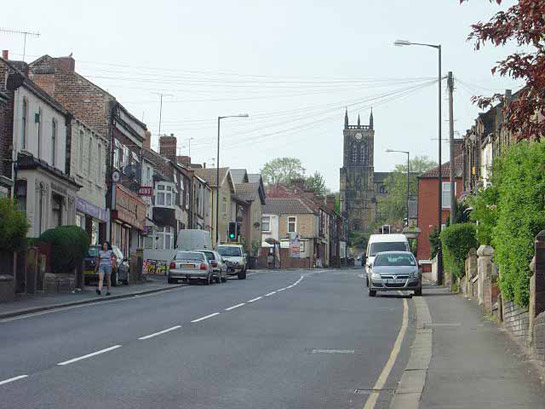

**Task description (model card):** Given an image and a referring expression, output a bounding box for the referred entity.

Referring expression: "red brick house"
[416,154,464,270]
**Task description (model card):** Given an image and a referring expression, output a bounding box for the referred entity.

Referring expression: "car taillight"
[200,263,207,270]
[170,261,176,270]
[211,261,217,267]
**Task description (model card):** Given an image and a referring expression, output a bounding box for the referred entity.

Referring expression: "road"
[0,269,413,409]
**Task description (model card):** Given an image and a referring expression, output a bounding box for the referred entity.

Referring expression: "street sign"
[138,186,153,196]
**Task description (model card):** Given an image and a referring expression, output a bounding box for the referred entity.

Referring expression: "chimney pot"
[2,50,8,60]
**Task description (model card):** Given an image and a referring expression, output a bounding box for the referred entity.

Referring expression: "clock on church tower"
[339,109,378,235]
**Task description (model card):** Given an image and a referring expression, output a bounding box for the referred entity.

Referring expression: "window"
[359,144,366,164]
[442,182,456,209]
[97,144,102,183]
[79,130,85,172]
[15,180,27,214]
[155,183,173,207]
[87,137,92,175]
[351,145,358,163]
[52,194,63,227]
[21,98,28,150]
[51,119,57,166]
[155,227,174,250]
[288,216,297,233]
[122,146,129,167]
[262,216,271,232]
[37,108,42,159]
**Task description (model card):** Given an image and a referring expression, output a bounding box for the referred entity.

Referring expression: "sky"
[1,0,522,191]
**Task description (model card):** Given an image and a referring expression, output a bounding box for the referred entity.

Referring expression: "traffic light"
[228,222,236,241]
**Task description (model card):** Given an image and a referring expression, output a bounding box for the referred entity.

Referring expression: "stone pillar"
[465,248,478,298]
[477,245,494,307]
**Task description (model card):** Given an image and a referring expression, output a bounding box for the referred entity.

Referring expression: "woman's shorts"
[98,265,112,275]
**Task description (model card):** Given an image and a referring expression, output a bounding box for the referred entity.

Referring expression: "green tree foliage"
[490,141,545,307]
[378,156,436,224]
[349,231,367,250]
[38,226,90,274]
[467,186,499,245]
[428,227,440,259]
[261,157,305,186]
[305,171,329,196]
[440,223,478,278]
[0,198,29,253]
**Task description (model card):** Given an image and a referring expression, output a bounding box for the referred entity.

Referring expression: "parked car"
[366,251,422,297]
[199,250,227,283]
[218,244,247,279]
[83,245,128,286]
[168,251,214,285]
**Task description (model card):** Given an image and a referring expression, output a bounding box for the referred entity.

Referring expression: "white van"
[177,229,213,251]
[365,234,410,274]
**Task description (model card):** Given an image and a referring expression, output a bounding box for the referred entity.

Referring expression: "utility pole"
[448,71,456,224]
[0,28,40,61]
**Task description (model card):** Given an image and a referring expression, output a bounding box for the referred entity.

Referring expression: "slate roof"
[235,183,260,202]
[419,154,464,179]
[230,169,248,184]
[194,168,229,188]
[263,197,315,215]
[248,174,261,183]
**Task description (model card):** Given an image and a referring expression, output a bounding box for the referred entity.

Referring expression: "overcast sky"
[2,0,521,191]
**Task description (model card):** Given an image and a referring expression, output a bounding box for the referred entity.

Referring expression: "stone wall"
[533,313,545,362]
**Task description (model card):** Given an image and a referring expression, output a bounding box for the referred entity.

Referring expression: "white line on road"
[57,345,122,366]
[138,325,181,340]
[225,303,246,311]
[277,288,287,292]
[0,375,28,386]
[265,291,277,297]
[362,295,409,409]
[248,296,262,303]
[191,312,220,323]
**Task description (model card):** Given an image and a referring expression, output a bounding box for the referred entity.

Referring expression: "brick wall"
[503,300,530,346]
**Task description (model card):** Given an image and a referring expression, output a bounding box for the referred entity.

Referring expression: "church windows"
[360,143,367,164]
[351,145,358,163]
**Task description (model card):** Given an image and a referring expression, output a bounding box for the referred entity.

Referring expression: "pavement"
[0,268,415,409]
[419,286,545,409]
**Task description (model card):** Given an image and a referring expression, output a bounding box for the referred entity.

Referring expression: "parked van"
[177,229,213,251]
[364,234,410,274]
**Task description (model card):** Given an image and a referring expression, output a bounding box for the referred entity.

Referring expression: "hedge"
[38,225,90,274]
[0,197,29,253]
[440,223,478,278]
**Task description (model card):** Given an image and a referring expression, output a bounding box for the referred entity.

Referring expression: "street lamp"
[394,38,443,285]
[216,114,249,246]
[385,149,410,227]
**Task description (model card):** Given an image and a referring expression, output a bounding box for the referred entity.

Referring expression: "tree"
[462,0,545,139]
[305,171,330,196]
[0,198,29,253]
[377,156,436,224]
[261,157,305,186]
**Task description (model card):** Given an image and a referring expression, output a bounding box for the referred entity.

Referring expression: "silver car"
[367,251,422,297]
[199,250,227,283]
[168,251,214,285]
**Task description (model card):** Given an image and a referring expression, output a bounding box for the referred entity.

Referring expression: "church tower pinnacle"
[344,108,349,129]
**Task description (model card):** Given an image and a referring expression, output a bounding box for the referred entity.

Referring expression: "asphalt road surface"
[0,269,413,409]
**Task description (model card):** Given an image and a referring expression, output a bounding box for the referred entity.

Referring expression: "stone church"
[340,110,389,235]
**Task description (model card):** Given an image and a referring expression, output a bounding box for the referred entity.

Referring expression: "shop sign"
[76,198,109,222]
[289,238,301,258]
[114,185,147,230]
[138,186,153,196]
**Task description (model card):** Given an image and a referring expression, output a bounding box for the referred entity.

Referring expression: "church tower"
[340,109,377,235]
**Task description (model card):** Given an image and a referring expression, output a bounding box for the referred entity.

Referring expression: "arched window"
[51,119,57,166]
[360,143,367,164]
[351,145,358,163]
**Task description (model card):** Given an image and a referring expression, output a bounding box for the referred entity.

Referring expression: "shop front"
[111,185,147,259]
[75,198,109,246]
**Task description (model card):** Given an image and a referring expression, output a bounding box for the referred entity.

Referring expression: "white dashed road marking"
[0,375,28,386]
[248,296,262,303]
[57,345,122,366]
[191,312,220,323]
[225,303,245,311]
[138,325,181,340]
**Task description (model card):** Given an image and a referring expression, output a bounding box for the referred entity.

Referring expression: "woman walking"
[96,242,116,296]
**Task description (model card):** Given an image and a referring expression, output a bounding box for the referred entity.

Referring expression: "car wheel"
[414,288,422,296]
[221,275,227,283]
[204,273,212,285]
[368,288,377,297]
[215,274,221,283]
[167,277,176,284]
[238,271,247,280]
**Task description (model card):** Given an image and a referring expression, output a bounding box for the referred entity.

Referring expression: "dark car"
[83,245,124,286]
[83,245,101,285]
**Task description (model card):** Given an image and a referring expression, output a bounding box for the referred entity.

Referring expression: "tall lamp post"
[394,39,443,285]
[216,114,249,246]
[385,149,410,226]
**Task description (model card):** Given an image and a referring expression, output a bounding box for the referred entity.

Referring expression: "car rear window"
[374,253,416,267]
[87,247,99,257]
[201,251,215,260]
[218,246,242,256]
[369,242,408,256]
[175,252,204,261]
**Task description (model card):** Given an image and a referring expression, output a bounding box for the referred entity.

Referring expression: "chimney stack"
[177,155,191,166]
[57,56,75,74]
[326,195,336,212]
[143,130,151,149]
[2,50,8,60]
[159,134,177,161]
